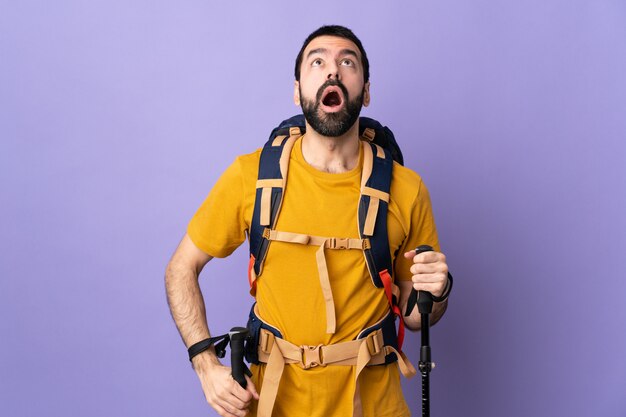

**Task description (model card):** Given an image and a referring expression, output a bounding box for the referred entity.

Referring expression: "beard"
[300,80,364,137]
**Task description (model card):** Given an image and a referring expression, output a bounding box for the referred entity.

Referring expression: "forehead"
[303,35,361,60]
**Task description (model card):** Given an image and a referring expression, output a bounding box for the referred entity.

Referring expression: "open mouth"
[320,87,344,111]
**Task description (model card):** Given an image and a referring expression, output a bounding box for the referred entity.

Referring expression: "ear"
[363,81,371,107]
[294,81,301,106]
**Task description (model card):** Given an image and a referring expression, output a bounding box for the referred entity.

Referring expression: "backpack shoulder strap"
[359,141,394,288]
[248,118,304,294]
[359,140,407,348]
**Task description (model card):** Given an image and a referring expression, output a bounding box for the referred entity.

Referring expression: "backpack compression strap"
[248,127,301,294]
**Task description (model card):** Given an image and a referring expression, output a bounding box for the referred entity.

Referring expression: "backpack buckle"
[260,329,275,354]
[365,331,383,356]
[329,238,349,250]
[301,345,325,369]
[362,128,375,142]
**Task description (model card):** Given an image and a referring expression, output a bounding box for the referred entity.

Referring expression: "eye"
[340,58,354,67]
[311,58,323,67]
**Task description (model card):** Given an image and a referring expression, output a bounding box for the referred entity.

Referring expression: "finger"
[411,274,447,296]
[231,379,253,403]
[410,263,435,275]
[214,383,248,411]
[413,251,442,264]
[213,402,245,417]
[218,394,250,417]
[222,392,248,411]
[411,273,444,284]
[403,249,416,259]
[245,374,260,400]
[410,261,447,275]
[411,282,444,296]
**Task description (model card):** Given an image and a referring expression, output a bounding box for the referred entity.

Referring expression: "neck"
[301,121,361,173]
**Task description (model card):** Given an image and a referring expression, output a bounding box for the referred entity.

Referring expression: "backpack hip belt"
[245,303,416,417]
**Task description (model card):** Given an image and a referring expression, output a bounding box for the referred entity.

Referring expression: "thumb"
[245,374,259,400]
[403,249,415,259]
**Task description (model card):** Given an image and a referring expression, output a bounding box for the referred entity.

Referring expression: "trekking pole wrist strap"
[188,334,230,362]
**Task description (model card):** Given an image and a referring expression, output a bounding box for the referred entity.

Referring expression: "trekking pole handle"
[405,245,435,316]
[229,327,250,388]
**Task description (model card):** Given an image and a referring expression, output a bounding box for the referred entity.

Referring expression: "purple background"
[2,1,625,416]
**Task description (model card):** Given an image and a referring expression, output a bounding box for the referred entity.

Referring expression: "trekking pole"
[404,245,439,417]
[229,327,252,388]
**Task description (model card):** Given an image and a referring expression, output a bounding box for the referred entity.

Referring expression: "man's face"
[295,35,370,137]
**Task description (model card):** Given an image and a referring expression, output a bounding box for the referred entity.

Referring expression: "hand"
[192,353,259,417]
[403,249,449,298]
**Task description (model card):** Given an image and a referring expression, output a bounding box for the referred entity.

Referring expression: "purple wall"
[2,1,625,416]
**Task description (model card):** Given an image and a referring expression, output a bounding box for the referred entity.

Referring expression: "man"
[165,25,450,417]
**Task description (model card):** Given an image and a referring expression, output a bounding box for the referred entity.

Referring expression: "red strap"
[379,269,395,309]
[248,255,257,294]
[380,269,393,305]
[379,269,405,351]
[392,303,405,351]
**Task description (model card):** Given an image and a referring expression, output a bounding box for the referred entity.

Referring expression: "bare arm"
[165,234,258,417]
[165,233,214,352]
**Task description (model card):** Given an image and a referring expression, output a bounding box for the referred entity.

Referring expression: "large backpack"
[246,114,409,349]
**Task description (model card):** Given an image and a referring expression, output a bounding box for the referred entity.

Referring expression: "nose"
[327,62,339,80]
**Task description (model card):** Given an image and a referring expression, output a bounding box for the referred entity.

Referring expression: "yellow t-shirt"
[188,136,439,417]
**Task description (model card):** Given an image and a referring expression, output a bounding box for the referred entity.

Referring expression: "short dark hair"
[294,25,370,83]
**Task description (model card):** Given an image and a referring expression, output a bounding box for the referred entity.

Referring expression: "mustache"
[315,79,350,103]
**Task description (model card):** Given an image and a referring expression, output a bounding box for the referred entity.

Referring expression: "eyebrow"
[306,48,359,60]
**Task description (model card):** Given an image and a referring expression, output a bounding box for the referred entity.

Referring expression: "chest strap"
[255,328,416,417]
[263,228,371,334]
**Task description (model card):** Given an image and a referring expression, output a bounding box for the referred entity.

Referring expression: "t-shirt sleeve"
[187,157,249,258]
[394,179,441,281]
